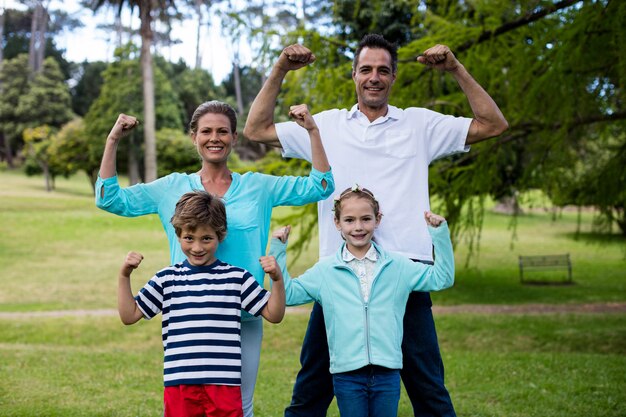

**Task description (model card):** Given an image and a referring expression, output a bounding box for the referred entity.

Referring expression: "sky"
[3,0,249,83]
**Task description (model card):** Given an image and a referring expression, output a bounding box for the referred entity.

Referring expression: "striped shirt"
[135,259,270,387]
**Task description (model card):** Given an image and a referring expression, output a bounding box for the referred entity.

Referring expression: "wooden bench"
[518,254,573,284]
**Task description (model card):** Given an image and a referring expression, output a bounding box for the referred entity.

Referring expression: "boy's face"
[179,225,220,267]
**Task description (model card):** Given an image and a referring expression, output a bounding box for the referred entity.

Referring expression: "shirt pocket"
[383,129,417,159]
[226,201,260,231]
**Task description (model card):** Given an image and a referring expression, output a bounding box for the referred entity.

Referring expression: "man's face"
[352,47,396,110]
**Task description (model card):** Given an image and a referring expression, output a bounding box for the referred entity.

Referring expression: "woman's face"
[192,112,237,164]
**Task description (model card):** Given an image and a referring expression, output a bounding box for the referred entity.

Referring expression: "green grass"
[1,313,623,416]
[1,170,625,416]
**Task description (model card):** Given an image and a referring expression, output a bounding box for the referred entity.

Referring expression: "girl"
[261,185,455,417]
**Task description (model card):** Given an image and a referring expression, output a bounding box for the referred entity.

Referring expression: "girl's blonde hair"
[333,185,381,221]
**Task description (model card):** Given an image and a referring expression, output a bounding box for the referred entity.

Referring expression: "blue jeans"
[285,291,455,417]
[333,366,400,417]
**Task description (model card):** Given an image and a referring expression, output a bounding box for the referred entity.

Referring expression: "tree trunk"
[194,0,203,69]
[42,163,52,192]
[493,195,523,215]
[36,7,48,71]
[28,2,47,74]
[0,8,12,168]
[233,58,244,117]
[0,5,5,64]
[0,133,15,168]
[139,1,157,182]
[127,135,141,185]
[115,14,123,48]
[28,3,41,73]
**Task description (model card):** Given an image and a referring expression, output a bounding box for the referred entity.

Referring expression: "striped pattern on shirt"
[135,259,270,387]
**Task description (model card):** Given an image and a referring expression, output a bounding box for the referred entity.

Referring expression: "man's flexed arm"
[418,44,509,145]
[243,44,316,147]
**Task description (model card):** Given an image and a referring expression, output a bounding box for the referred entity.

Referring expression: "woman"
[96,100,333,417]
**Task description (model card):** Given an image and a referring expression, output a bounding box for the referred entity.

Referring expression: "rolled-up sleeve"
[95,175,165,217]
[268,167,335,208]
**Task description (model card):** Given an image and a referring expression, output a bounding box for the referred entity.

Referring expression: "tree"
[220,64,265,159]
[70,60,108,116]
[28,0,48,74]
[0,5,9,166]
[155,127,198,177]
[82,45,182,186]
[162,60,226,130]
[184,0,225,69]
[258,0,626,257]
[17,56,74,130]
[331,0,419,47]
[1,6,79,79]
[87,0,179,183]
[47,118,90,180]
[0,54,31,165]
[23,125,56,190]
[16,56,74,189]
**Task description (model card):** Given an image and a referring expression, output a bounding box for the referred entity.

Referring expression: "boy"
[118,190,285,417]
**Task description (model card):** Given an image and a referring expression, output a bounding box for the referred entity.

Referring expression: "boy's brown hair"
[170,191,227,241]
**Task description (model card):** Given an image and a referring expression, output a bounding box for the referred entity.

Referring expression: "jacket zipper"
[364,303,371,363]
[335,257,391,367]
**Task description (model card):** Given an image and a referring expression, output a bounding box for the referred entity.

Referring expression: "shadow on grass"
[563,231,626,245]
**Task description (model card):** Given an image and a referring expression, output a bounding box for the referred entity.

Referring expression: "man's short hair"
[353,33,399,73]
[171,191,227,241]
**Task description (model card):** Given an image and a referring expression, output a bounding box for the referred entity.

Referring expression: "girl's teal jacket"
[269,222,455,375]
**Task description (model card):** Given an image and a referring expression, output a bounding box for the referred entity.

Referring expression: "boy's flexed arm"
[243,44,316,147]
[118,251,145,325]
[259,256,286,323]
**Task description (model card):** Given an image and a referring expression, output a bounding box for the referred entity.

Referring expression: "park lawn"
[0,312,624,416]
[1,170,625,416]
[1,170,624,312]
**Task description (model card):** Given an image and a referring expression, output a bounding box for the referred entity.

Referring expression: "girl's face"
[334,195,381,257]
[191,113,237,165]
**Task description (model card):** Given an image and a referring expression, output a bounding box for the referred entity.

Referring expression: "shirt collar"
[342,243,379,263]
[347,104,401,122]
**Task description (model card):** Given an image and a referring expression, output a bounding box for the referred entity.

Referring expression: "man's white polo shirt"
[276,104,471,261]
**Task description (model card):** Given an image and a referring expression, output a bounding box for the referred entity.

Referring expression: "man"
[244,34,508,417]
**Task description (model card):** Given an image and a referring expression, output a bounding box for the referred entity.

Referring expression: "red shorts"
[164,384,243,417]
